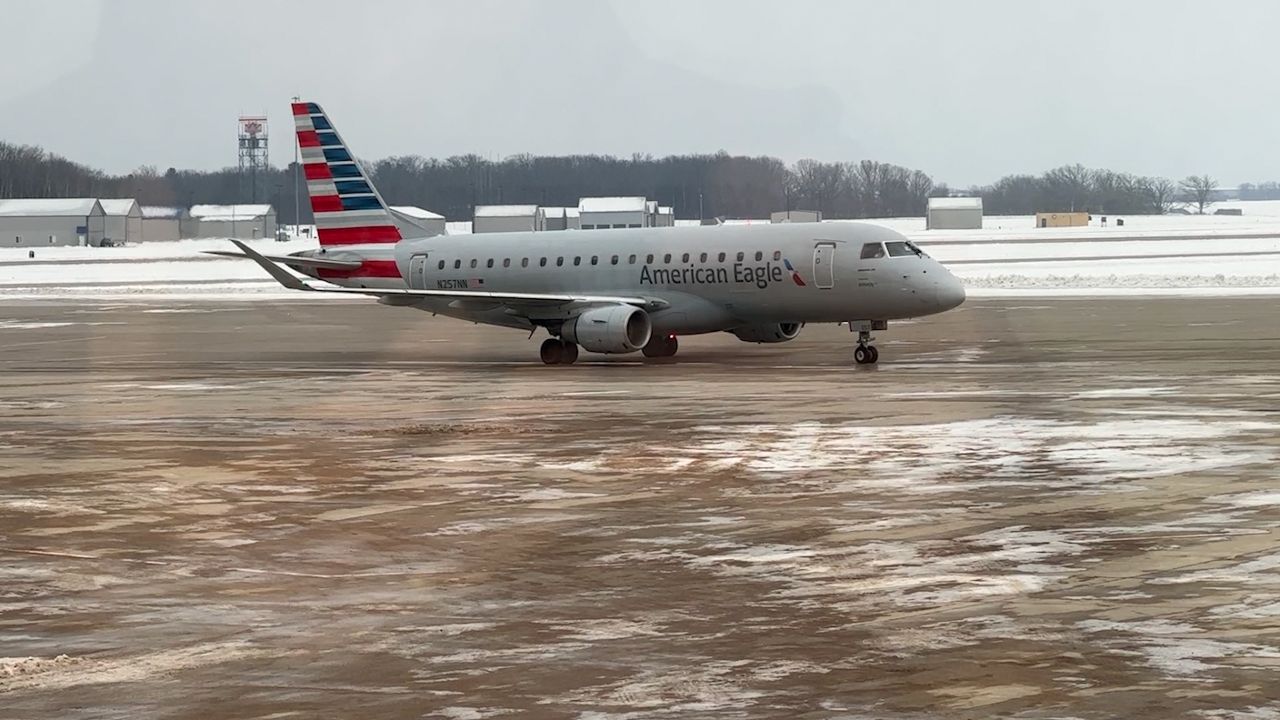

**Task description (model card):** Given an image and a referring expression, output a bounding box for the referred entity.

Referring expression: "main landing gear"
[642,333,679,359]
[539,338,579,365]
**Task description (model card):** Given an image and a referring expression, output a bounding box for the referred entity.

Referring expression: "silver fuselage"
[309,222,965,334]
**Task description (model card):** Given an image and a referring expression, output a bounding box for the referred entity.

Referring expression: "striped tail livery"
[293,101,402,249]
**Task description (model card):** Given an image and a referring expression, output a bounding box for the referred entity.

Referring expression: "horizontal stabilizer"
[227,240,668,311]
[202,250,364,271]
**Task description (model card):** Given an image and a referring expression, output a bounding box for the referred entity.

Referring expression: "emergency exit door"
[813,242,835,289]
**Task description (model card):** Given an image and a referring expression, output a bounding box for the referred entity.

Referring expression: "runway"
[2,297,1279,718]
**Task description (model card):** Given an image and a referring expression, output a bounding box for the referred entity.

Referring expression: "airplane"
[222,100,966,366]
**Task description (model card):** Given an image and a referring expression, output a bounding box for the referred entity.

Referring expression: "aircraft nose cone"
[935,275,966,311]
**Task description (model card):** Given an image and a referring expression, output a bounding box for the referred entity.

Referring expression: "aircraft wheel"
[643,334,678,358]
[868,346,879,364]
[854,345,871,365]
[540,338,565,365]
[561,341,579,365]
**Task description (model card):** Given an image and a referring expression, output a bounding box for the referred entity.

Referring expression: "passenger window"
[646,254,654,264]
[682,253,690,263]
[860,243,886,259]
[736,252,744,261]
[503,258,510,268]
[470,259,478,269]
[521,258,529,267]
[699,252,707,263]
[438,260,445,270]
[573,256,581,266]
[454,259,461,269]
[591,255,599,265]
[773,250,781,261]
[885,242,915,257]
[486,258,494,268]
[611,255,619,265]
[718,252,726,262]
[556,257,564,266]
[539,257,547,267]
[755,251,763,261]
[663,253,672,263]
[628,254,636,264]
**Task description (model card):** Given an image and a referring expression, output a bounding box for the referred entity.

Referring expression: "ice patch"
[682,416,1278,489]
[1209,491,1280,509]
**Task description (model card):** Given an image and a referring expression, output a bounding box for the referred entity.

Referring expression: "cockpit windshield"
[886,241,927,258]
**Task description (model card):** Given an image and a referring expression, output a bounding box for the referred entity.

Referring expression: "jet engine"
[561,305,652,354]
[729,322,803,343]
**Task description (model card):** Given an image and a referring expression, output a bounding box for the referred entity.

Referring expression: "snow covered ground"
[1,202,1279,299]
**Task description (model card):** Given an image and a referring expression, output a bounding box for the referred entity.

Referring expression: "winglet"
[230,240,313,291]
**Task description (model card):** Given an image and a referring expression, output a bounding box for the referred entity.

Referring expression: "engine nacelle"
[730,322,803,344]
[562,305,652,354]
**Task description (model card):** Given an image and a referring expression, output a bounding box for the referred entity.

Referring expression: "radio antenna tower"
[238,115,269,203]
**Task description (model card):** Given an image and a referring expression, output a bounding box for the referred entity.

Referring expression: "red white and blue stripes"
[292,101,402,248]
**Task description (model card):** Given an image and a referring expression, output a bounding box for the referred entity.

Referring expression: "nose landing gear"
[854,338,879,365]
[849,320,885,365]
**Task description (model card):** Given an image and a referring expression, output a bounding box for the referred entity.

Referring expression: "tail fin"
[292,101,402,247]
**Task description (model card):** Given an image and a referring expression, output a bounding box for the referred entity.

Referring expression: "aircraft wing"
[202,250,364,271]
[228,240,668,312]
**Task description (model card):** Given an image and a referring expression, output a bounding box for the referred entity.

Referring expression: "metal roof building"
[473,205,539,234]
[926,197,983,230]
[100,198,143,243]
[579,196,649,230]
[771,209,822,224]
[390,205,446,238]
[185,204,277,239]
[537,206,570,232]
[0,198,106,247]
[141,206,184,242]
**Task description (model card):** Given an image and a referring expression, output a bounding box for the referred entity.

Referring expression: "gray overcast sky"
[1,0,1276,187]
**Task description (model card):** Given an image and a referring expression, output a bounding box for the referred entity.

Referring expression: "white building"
[390,205,446,238]
[771,209,822,224]
[927,197,983,230]
[579,196,649,230]
[186,204,277,239]
[473,205,539,234]
[537,206,570,231]
[566,207,581,230]
[100,198,143,243]
[0,198,106,247]
[656,206,675,227]
[141,206,183,242]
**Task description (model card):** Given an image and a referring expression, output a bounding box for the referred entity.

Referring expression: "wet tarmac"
[1,297,1279,719]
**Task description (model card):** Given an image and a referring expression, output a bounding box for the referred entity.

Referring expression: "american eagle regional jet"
[222,101,966,365]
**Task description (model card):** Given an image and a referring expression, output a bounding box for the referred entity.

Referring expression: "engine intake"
[562,305,652,354]
[730,322,803,344]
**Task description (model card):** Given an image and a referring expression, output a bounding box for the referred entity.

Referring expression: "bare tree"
[1142,177,1178,214]
[1181,175,1218,214]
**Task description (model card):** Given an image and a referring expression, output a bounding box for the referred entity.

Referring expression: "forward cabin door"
[813,242,836,289]
[409,254,427,288]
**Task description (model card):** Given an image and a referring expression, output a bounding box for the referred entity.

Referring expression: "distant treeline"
[2,140,1273,224]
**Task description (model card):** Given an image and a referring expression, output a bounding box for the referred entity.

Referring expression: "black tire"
[867,346,879,364]
[642,334,678,358]
[854,346,870,364]
[540,338,564,365]
[561,342,579,365]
